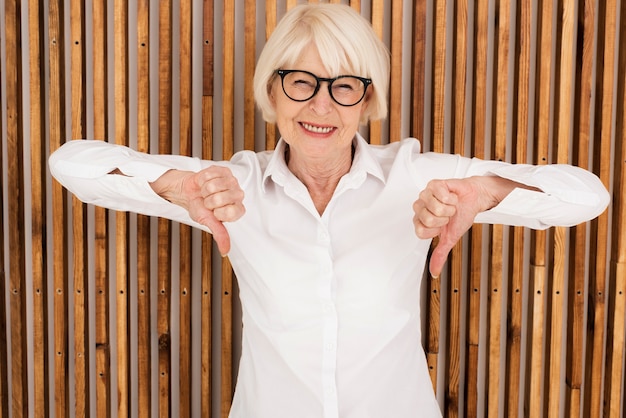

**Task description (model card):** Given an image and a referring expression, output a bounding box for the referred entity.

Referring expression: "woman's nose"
[309,83,333,114]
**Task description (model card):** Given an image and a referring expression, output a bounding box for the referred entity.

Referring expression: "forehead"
[289,47,333,76]
[283,40,357,78]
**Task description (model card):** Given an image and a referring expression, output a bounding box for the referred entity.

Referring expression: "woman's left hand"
[413,176,532,277]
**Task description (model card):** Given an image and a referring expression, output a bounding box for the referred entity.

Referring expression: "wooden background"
[0,0,625,416]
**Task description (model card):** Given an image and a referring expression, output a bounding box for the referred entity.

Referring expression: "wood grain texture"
[525,0,552,414]
[221,2,236,417]
[70,1,90,416]
[410,0,426,141]
[602,0,624,415]
[445,0,467,415]
[48,0,70,416]
[202,2,215,417]
[389,0,403,142]
[28,0,50,416]
[178,2,194,417]
[565,0,595,415]
[114,1,131,417]
[135,0,152,416]
[6,0,29,416]
[504,1,531,415]
[369,0,384,145]
[92,1,112,416]
[486,0,512,414]
[465,1,488,413]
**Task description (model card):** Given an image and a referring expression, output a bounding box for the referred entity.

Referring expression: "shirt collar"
[261,132,386,193]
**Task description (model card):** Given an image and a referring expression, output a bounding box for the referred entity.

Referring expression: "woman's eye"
[335,83,355,91]
[295,79,314,87]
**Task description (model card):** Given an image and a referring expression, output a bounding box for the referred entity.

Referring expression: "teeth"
[302,122,333,134]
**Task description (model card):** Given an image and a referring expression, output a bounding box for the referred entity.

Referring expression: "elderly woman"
[50,4,609,417]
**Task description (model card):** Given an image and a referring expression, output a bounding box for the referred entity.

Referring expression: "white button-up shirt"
[49,135,609,417]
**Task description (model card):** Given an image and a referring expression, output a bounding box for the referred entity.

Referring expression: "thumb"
[200,212,231,256]
[428,237,455,278]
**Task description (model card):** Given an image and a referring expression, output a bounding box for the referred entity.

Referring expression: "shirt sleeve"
[410,145,610,229]
[466,159,611,229]
[49,139,216,232]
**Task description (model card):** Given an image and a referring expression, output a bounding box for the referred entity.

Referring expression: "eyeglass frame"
[275,69,372,107]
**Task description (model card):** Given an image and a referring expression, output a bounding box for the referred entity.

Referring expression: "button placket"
[316,219,339,417]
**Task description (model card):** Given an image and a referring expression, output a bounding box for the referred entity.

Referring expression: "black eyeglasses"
[275,69,372,107]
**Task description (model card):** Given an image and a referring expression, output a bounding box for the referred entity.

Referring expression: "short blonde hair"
[253,4,390,124]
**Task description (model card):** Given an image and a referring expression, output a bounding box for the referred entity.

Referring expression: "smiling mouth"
[300,122,335,134]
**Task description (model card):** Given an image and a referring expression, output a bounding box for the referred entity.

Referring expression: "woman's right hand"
[149,165,245,255]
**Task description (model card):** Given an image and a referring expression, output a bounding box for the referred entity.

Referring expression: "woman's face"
[269,45,370,167]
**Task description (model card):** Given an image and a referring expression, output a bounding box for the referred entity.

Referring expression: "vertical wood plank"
[604,267,626,418]
[92,1,112,416]
[201,107,215,417]
[486,227,503,417]
[114,1,131,416]
[525,0,552,415]
[445,0,467,415]
[410,0,426,141]
[430,0,446,153]
[486,0,511,414]
[28,0,50,416]
[48,0,70,415]
[546,1,577,415]
[70,1,90,416]
[566,0,595,416]
[425,0,447,396]
[369,0,384,145]
[244,0,256,151]
[465,0,488,414]
[158,1,174,416]
[0,196,7,418]
[221,2,236,416]
[136,0,152,415]
[388,0,403,142]
[599,0,622,415]
[5,0,29,416]
[178,0,194,416]
[202,1,215,416]
[0,54,7,414]
[265,0,279,150]
[504,1,531,415]
[426,273,441,392]
[605,4,626,413]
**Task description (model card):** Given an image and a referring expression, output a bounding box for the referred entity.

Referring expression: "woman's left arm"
[413,164,610,277]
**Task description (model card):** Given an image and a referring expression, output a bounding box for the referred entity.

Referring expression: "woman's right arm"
[49,139,245,254]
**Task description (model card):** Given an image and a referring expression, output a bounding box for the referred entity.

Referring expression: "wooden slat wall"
[0,0,624,417]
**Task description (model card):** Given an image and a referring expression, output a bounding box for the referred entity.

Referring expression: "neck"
[286,144,354,214]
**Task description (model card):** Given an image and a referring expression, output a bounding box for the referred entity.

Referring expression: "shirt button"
[326,342,334,350]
